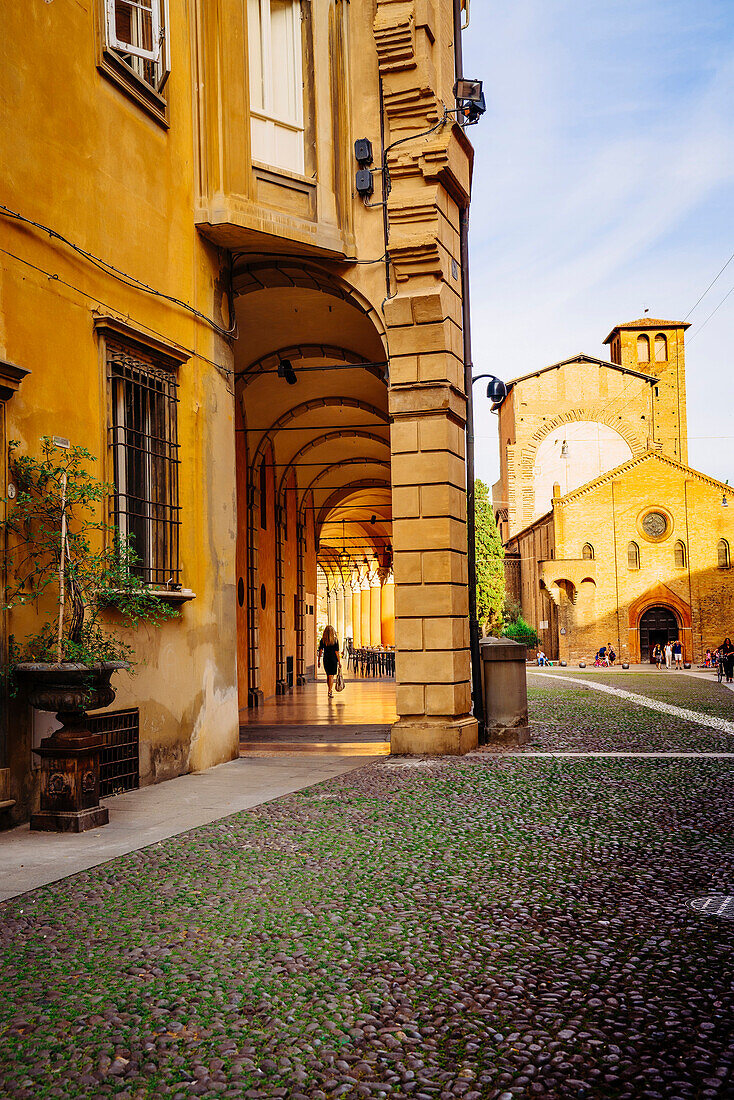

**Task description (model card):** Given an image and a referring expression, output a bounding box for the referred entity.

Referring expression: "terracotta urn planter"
[15,661,129,832]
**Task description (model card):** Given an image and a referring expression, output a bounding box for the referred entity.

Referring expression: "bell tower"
[604,318,690,465]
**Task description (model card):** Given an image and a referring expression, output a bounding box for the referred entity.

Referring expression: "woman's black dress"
[320,640,340,676]
[721,642,734,681]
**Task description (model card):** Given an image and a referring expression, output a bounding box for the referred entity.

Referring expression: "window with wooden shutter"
[104,0,171,98]
[248,0,305,174]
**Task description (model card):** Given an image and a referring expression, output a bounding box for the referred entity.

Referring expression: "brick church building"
[493,318,734,664]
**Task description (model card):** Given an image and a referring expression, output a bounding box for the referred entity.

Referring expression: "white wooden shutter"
[106,0,161,62]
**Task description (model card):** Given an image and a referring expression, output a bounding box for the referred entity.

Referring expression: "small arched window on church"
[655,333,668,362]
[627,540,640,570]
[674,540,686,569]
[582,542,594,560]
[718,538,730,570]
[637,334,650,362]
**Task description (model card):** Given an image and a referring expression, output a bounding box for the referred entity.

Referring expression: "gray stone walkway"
[0,754,375,902]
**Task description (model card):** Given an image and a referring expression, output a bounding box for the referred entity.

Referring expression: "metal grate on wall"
[88,708,140,798]
[108,343,181,587]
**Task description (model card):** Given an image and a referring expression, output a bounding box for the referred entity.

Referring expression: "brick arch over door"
[627,582,692,663]
[517,407,647,528]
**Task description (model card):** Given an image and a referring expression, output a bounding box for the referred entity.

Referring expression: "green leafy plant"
[502,615,538,648]
[475,478,505,636]
[2,438,175,672]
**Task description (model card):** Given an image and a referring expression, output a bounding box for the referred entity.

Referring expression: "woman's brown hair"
[321,625,337,647]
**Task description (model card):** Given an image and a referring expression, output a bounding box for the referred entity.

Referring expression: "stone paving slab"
[0,754,376,902]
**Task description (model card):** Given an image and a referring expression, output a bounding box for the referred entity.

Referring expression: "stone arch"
[276,429,390,504]
[237,344,388,389]
[627,583,693,663]
[517,408,646,527]
[232,259,388,350]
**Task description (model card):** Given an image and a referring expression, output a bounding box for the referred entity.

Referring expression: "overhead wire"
[0,203,238,341]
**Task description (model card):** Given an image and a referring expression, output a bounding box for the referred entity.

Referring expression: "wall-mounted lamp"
[453,78,486,124]
[277,359,297,385]
[370,514,377,525]
[561,440,569,457]
[723,495,729,508]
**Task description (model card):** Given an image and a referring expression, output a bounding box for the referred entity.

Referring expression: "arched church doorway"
[639,605,679,663]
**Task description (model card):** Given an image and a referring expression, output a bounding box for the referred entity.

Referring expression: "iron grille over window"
[108,343,180,586]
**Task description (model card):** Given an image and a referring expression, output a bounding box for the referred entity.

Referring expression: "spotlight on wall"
[723,495,729,508]
[277,359,298,385]
[370,515,377,525]
[561,440,569,457]
[453,78,486,124]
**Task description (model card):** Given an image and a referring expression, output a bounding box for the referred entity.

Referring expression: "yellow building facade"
[2,0,479,824]
[494,320,734,664]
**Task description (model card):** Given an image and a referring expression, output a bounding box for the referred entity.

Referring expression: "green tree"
[474,478,505,635]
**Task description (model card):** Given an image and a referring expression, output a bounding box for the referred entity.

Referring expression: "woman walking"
[318,624,342,698]
[652,642,663,670]
[720,637,734,684]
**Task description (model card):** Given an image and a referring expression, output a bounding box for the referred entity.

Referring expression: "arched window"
[718,538,730,570]
[637,334,650,363]
[654,333,668,362]
[582,542,594,560]
[674,540,686,569]
[628,540,640,570]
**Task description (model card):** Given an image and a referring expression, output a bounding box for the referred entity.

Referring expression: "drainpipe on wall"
[453,0,486,741]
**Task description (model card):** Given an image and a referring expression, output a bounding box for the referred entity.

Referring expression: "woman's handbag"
[335,666,345,692]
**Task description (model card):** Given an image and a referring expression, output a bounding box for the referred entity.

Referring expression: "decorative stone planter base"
[31,736,109,832]
[15,662,127,833]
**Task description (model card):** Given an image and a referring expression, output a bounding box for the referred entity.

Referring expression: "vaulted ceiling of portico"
[233,276,392,572]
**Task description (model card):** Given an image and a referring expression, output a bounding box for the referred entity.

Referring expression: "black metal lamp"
[277,359,297,385]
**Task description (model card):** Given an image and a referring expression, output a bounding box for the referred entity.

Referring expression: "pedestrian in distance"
[720,637,734,684]
[653,643,663,670]
[664,641,672,669]
[608,643,616,666]
[318,624,342,698]
[672,639,683,669]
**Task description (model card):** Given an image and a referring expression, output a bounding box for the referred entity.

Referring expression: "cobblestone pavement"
[2,678,734,1098]
[525,670,734,752]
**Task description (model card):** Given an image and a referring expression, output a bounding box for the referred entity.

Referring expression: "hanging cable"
[0,203,238,341]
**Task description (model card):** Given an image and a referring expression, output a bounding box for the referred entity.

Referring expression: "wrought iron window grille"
[108,343,181,587]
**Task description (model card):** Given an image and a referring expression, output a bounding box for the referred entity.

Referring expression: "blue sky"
[463,0,734,489]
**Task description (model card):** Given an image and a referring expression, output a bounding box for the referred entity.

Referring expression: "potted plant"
[2,438,175,831]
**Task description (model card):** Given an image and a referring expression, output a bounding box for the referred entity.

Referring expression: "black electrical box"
[354,138,373,166]
[355,168,374,197]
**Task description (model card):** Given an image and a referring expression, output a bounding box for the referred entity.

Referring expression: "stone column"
[370,576,382,646]
[375,0,476,754]
[343,582,353,650]
[381,574,395,646]
[360,576,371,647]
[335,585,346,647]
[351,579,362,647]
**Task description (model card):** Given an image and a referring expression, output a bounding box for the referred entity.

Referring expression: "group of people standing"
[706,638,734,682]
[651,639,684,670]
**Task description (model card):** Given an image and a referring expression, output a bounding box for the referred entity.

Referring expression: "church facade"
[493,319,734,664]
